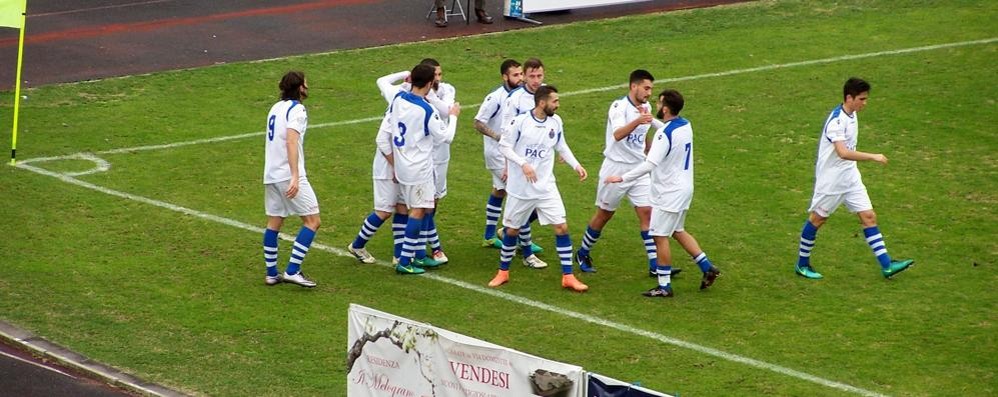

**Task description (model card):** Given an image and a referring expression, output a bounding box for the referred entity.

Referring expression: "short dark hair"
[279,71,306,101]
[843,77,871,100]
[534,85,558,106]
[629,69,654,85]
[500,59,521,75]
[420,58,440,67]
[410,64,436,89]
[523,57,544,72]
[659,89,684,116]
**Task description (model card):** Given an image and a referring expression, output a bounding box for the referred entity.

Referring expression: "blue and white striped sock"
[263,228,279,277]
[863,226,892,269]
[285,226,315,276]
[641,230,656,272]
[797,221,818,268]
[692,252,713,273]
[519,222,534,258]
[426,211,441,252]
[484,194,503,240]
[352,212,385,249]
[577,226,601,257]
[656,264,672,289]
[392,213,407,260]
[400,216,423,266]
[556,234,573,274]
[499,232,517,271]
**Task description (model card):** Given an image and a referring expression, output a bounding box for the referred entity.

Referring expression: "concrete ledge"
[0,319,190,397]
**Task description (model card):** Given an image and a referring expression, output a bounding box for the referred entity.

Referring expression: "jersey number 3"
[267,115,276,141]
[393,122,407,147]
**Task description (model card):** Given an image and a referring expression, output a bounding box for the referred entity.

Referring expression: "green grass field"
[1,0,996,395]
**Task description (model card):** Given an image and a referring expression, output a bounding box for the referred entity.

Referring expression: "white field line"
[19,37,997,164]
[11,159,889,397]
[0,350,78,379]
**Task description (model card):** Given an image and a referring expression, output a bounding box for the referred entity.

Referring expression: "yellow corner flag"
[0,0,25,29]
[2,0,26,165]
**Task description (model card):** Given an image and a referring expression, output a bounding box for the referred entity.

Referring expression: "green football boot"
[483,237,502,248]
[413,257,443,269]
[882,259,914,279]
[395,263,425,275]
[795,265,823,280]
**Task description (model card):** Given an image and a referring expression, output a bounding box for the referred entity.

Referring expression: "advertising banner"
[347,304,584,397]
[505,0,650,15]
[586,373,673,397]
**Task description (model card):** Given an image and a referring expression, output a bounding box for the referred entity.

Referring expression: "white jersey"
[474,84,516,170]
[372,71,409,180]
[500,113,579,200]
[372,113,395,180]
[499,85,539,127]
[645,117,694,211]
[604,96,655,164]
[430,82,456,165]
[814,104,864,194]
[389,92,453,185]
[263,99,308,184]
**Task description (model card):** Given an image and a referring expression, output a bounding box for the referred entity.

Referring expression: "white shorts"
[808,189,873,217]
[433,162,448,199]
[400,181,436,209]
[488,168,506,190]
[503,195,566,227]
[648,208,686,237]
[596,161,651,211]
[373,178,403,213]
[265,179,320,217]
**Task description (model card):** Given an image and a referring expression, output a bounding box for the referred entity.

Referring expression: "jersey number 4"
[267,115,276,141]
[393,122,407,147]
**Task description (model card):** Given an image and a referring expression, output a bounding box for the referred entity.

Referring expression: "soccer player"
[487,85,590,292]
[494,57,547,267]
[390,64,460,274]
[576,70,683,278]
[262,71,319,288]
[421,58,456,266]
[473,59,523,248]
[794,78,914,280]
[346,70,412,265]
[606,89,720,297]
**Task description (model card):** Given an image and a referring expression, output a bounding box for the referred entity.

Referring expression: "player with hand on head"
[346,69,413,266]
[390,64,460,275]
[487,85,590,292]
[794,77,914,280]
[605,89,720,297]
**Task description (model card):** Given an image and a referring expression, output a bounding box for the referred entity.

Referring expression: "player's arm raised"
[376,71,410,104]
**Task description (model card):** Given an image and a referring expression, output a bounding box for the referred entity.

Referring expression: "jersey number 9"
[267,115,276,141]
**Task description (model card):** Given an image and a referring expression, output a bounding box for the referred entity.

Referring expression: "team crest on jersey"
[548,129,555,139]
